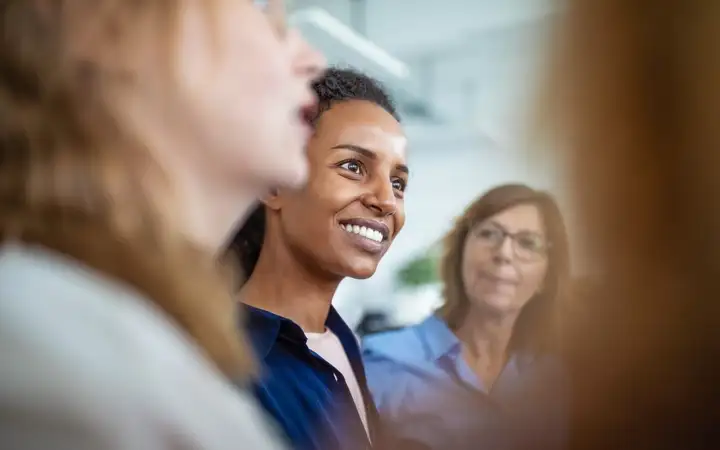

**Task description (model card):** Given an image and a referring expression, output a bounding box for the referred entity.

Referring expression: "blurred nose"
[492,235,514,265]
[288,29,326,80]
[361,179,397,217]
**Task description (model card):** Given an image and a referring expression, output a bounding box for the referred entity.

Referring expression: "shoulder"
[361,322,432,391]
[0,243,207,372]
[528,354,572,398]
[0,244,285,449]
[361,324,435,417]
[362,323,425,363]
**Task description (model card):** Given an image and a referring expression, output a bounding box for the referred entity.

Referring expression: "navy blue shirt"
[242,304,376,450]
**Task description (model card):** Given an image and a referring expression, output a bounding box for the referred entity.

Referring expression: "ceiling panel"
[290,0,556,148]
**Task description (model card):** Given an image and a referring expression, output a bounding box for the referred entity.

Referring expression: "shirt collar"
[418,315,537,367]
[241,303,354,360]
[242,304,290,360]
[418,314,462,361]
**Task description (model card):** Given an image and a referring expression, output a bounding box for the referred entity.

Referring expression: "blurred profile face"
[461,203,549,315]
[170,0,325,190]
[268,100,409,279]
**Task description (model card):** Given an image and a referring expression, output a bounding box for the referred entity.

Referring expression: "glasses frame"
[471,222,551,262]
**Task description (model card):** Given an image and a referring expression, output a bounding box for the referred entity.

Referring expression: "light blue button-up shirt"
[362,315,568,450]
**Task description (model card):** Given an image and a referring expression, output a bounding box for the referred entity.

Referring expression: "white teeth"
[341,223,384,243]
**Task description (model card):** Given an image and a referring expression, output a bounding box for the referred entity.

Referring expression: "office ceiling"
[290,0,559,151]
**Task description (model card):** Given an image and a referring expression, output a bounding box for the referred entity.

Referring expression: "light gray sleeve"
[0,245,287,450]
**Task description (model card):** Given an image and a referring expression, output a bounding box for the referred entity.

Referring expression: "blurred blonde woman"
[540,0,720,448]
[0,0,323,448]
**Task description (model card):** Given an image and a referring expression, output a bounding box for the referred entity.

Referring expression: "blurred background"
[288,0,577,332]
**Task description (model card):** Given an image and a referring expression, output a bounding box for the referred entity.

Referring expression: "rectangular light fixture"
[290,7,410,79]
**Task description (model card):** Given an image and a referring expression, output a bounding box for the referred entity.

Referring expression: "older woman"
[363,183,570,450]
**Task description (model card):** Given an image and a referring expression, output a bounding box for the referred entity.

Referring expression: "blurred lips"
[299,97,317,125]
[291,101,314,140]
[481,272,517,285]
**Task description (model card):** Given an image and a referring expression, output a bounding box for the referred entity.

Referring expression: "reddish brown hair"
[539,0,720,447]
[0,0,252,377]
[437,183,570,354]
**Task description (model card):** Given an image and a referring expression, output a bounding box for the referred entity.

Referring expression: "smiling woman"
[228,67,408,450]
[231,68,408,283]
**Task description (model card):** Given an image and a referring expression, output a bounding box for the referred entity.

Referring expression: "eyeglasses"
[470,222,550,262]
[254,0,288,38]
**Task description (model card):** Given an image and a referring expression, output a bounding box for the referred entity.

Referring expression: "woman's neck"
[175,175,257,253]
[240,236,342,333]
[455,307,519,387]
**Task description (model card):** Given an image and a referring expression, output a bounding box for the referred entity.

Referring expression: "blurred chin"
[260,152,308,190]
[473,290,518,314]
[276,162,308,189]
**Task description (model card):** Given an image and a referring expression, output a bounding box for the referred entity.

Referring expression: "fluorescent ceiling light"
[291,7,410,79]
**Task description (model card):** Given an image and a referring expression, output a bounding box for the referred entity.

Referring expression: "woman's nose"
[361,179,397,217]
[492,236,514,264]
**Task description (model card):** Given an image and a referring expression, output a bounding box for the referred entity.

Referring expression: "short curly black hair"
[228,67,399,282]
[312,67,399,123]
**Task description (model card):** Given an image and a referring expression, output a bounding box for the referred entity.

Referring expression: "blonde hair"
[541,0,720,446]
[0,1,252,377]
[437,183,570,354]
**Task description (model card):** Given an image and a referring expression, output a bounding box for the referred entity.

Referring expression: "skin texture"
[111,0,325,250]
[242,99,409,332]
[462,203,549,316]
[266,99,409,280]
[158,0,325,191]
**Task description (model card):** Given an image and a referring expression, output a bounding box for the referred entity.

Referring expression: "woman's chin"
[342,260,379,280]
[347,268,377,280]
[477,292,521,314]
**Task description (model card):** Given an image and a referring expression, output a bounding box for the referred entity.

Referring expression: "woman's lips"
[480,272,518,285]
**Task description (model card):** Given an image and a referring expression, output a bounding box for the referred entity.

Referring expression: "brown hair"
[437,183,570,354]
[540,0,720,447]
[0,1,252,377]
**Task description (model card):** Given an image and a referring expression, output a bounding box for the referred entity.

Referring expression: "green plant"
[396,251,439,288]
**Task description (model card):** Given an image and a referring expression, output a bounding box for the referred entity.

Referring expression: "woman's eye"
[518,234,545,252]
[392,178,407,192]
[476,227,502,242]
[339,160,363,175]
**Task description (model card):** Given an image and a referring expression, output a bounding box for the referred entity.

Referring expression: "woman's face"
[171,0,325,191]
[270,100,408,280]
[461,203,550,315]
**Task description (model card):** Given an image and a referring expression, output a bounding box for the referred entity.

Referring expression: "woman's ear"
[262,188,283,211]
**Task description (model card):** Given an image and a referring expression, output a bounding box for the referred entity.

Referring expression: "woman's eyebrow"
[331,144,410,175]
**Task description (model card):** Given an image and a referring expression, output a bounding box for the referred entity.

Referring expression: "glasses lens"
[474,224,504,247]
[514,232,547,261]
